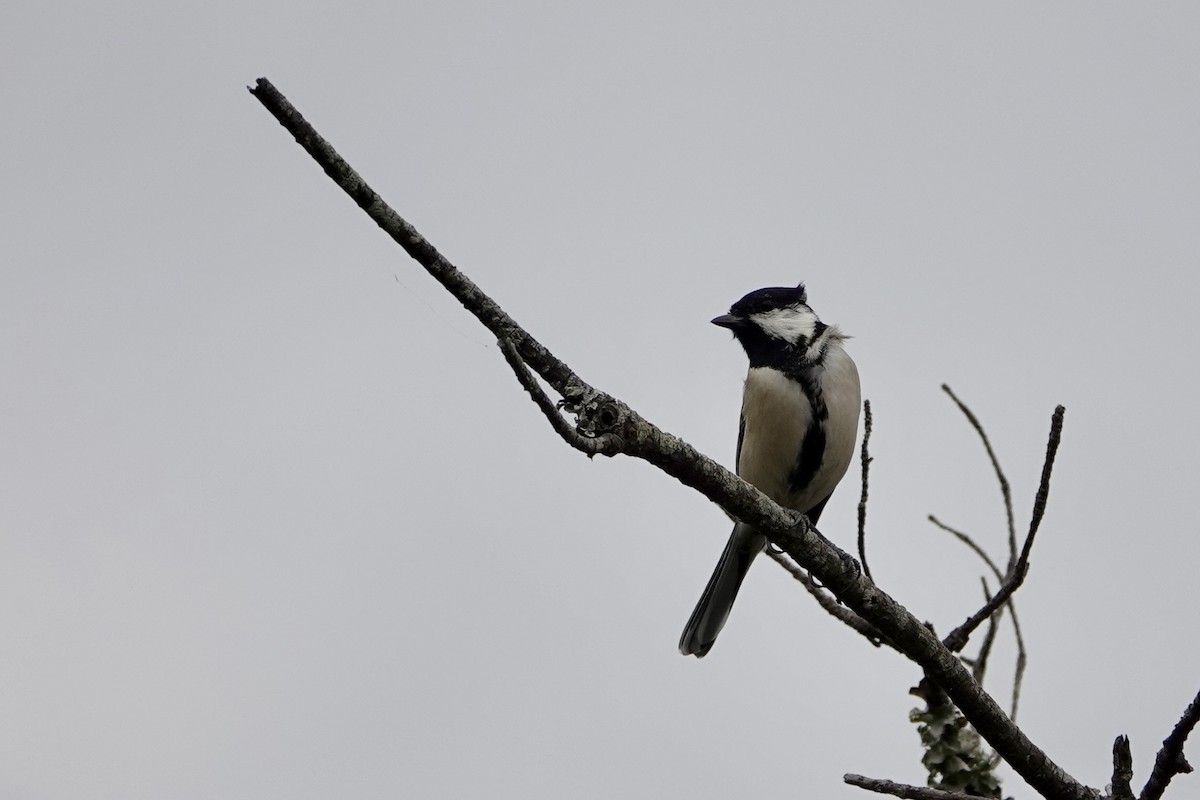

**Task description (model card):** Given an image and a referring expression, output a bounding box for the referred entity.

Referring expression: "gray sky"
[3,3,1199,798]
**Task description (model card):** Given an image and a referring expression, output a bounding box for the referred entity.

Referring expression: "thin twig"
[1140,687,1200,800]
[1024,406,1066,556]
[942,384,1017,565]
[248,79,581,396]
[1010,612,1027,722]
[496,338,618,456]
[928,514,1028,719]
[942,406,1065,653]
[857,399,874,582]
[763,547,885,647]
[971,578,1001,685]
[928,516,1004,578]
[1112,735,1135,800]
[844,774,985,800]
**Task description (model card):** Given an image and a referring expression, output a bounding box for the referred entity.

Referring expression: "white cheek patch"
[751,306,818,344]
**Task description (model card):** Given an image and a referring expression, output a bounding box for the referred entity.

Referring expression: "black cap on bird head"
[713,283,810,329]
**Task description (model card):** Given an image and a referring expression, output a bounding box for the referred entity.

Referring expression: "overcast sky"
[4,3,1200,799]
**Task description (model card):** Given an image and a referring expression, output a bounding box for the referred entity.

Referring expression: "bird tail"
[678,523,767,658]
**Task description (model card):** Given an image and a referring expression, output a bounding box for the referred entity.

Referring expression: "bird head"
[712,284,829,367]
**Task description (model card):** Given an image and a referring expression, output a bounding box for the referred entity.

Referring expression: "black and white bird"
[679,283,861,658]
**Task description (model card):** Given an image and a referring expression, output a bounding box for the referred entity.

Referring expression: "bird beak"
[711,314,742,330]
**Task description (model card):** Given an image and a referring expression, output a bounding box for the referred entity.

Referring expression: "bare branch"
[1140,688,1200,800]
[251,77,1091,800]
[942,406,1065,653]
[1025,406,1066,555]
[248,79,580,398]
[928,516,1004,580]
[932,391,1039,714]
[496,338,620,456]
[1112,735,1134,800]
[927,515,1028,720]
[1010,611,1027,723]
[971,578,1001,685]
[763,547,885,647]
[942,384,1017,563]
[844,774,986,800]
[858,399,874,582]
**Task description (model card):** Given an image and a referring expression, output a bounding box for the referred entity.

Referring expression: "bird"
[679,283,861,658]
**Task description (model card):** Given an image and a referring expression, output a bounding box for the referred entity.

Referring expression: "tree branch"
[844,773,988,800]
[942,384,1017,563]
[250,77,1091,800]
[496,337,619,457]
[970,578,1001,686]
[1112,735,1134,800]
[942,405,1064,653]
[248,78,580,398]
[928,515,1028,721]
[858,399,874,581]
[763,546,885,647]
[928,516,1004,579]
[1010,607,1028,723]
[1140,688,1200,800]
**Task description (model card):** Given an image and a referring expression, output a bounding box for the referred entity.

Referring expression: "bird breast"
[737,345,861,514]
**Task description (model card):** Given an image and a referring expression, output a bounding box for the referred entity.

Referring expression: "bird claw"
[791,513,862,582]
[813,527,862,578]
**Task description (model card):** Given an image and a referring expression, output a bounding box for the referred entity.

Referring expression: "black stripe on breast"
[735,414,746,474]
[788,367,828,498]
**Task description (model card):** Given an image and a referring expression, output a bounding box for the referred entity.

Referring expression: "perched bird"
[679,283,861,658]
